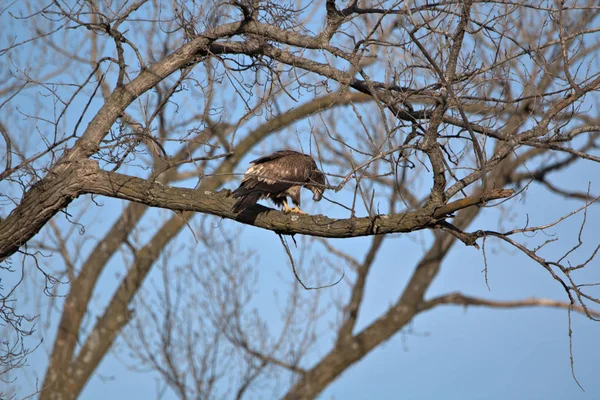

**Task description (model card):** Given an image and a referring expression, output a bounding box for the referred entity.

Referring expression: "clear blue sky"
[3,2,600,399]
[14,145,599,399]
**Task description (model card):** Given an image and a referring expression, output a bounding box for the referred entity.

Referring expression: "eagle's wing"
[248,150,298,165]
[232,151,312,213]
[242,151,310,187]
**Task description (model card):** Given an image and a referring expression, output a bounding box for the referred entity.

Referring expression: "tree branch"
[419,293,600,318]
[81,168,514,239]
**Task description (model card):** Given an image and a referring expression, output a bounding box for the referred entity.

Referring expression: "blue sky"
[2,1,600,399]
[19,147,592,400]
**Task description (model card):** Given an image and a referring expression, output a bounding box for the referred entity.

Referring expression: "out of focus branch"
[419,293,600,318]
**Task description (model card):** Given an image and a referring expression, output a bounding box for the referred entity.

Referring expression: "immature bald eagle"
[232,150,326,214]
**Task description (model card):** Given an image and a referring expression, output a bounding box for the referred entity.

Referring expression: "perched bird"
[232,150,326,214]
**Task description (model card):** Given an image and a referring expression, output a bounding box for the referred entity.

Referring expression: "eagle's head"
[308,170,326,202]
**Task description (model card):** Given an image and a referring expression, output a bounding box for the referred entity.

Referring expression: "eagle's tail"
[232,190,261,213]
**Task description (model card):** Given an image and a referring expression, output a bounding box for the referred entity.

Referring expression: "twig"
[277,234,344,290]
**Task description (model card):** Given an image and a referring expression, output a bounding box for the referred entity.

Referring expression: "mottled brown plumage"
[232,150,326,213]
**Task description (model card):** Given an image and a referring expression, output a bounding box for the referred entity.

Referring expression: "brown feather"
[232,150,326,213]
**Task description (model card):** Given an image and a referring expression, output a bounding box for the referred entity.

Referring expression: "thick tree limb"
[0,159,99,262]
[80,168,514,239]
[0,162,514,264]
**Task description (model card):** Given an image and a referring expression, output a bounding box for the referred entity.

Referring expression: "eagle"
[232,150,326,214]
